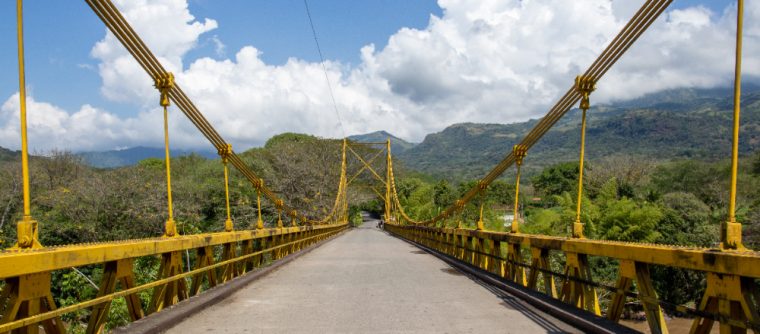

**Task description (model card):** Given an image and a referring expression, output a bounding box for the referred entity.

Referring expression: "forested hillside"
[0,134,366,247]
[397,87,760,180]
[391,153,760,311]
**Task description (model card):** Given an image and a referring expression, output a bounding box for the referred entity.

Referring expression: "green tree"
[657,192,715,247]
[487,180,513,205]
[597,198,663,243]
[531,162,579,199]
[650,192,715,307]
[650,160,727,208]
[433,180,456,209]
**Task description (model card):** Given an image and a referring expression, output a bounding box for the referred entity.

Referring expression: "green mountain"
[348,130,417,153]
[396,87,760,180]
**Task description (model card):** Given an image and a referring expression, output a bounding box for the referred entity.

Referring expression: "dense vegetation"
[392,153,760,309]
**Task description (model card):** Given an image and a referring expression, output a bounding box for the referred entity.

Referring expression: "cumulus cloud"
[0,93,202,151]
[91,0,217,105]
[1,0,757,151]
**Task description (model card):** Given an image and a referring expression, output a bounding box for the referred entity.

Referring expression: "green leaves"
[597,198,662,243]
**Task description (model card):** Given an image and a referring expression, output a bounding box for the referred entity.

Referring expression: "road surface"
[166,220,579,333]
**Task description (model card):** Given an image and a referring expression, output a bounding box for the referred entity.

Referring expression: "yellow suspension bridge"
[1,0,758,333]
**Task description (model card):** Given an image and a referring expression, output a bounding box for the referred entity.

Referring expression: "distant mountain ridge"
[348,130,417,153]
[78,146,216,168]
[395,86,760,179]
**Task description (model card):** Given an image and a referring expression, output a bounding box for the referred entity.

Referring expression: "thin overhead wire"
[303,0,347,139]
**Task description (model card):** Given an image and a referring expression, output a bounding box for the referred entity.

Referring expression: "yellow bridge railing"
[3,0,757,333]
[2,0,351,333]
[382,0,760,333]
[384,224,760,333]
[0,224,346,333]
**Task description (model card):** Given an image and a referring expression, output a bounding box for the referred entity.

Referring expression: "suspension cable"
[84,0,347,225]
[388,0,673,226]
[303,0,347,139]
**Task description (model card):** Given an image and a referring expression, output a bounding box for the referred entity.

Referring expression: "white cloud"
[1,0,758,152]
[0,93,202,151]
[90,0,217,105]
[210,35,226,58]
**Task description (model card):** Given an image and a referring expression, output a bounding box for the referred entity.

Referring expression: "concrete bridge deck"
[166,221,580,333]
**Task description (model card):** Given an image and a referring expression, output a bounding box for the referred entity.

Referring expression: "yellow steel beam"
[347,145,386,186]
[723,0,745,251]
[0,226,346,333]
[0,224,346,278]
[156,73,177,237]
[389,226,760,278]
[14,0,41,249]
[347,146,385,186]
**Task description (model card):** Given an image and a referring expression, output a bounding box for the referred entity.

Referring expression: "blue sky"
[0,0,442,118]
[0,1,752,151]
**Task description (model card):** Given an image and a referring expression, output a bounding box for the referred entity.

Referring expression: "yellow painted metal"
[220,242,237,282]
[346,146,385,186]
[476,181,486,231]
[0,225,344,278]
[527,247,556,298]
[155,72,178,237]
[384,139,392,222]
[86,259,143,334]
[512,145,527,234]
[690,273,758,334]
[13,0,41,250]
[421,226,760,276]
[256,188,264,230]
[607,261,668,333]
[149,251,188,313]
[347,144,386,186]
[13,0,758,331]
[723,0,745,251]
[219,144,234,232]
[385,224,760,331]
[0,272,66,334]
[189,246,217,296]
[572,76,595,239]
[506,242,526,286]
[0,226,346,333]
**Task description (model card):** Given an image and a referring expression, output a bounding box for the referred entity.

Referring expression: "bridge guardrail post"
[489,239,504,278]
[559,252,600,316]
[86,259,144,334]
[506,242,526,286]
[690,273,759,333]
[527,247,556,298]
[190,246,218,297]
